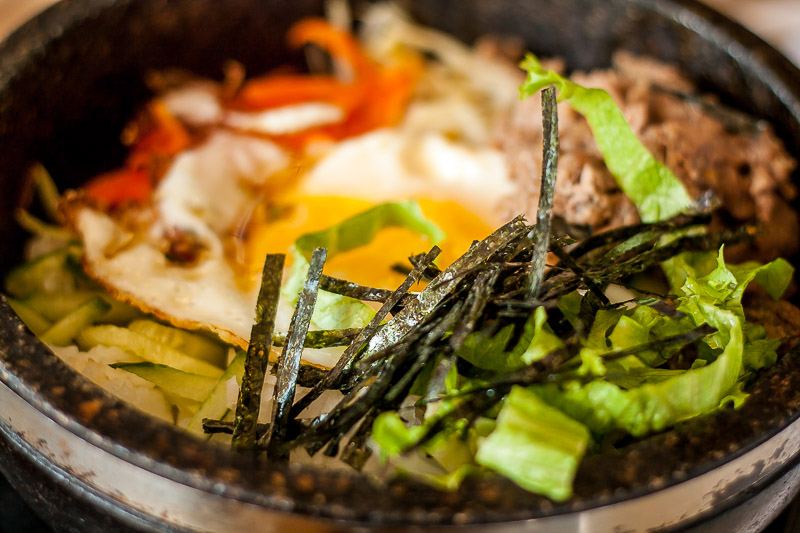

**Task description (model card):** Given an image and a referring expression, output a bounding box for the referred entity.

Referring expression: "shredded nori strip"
[319,274,417,308]
[340,407,380,470]
[449,324,718,397]
[232,254,285,451]
[363,217,528,356]
[408,252,444,281]
[272,328,361,348]
[528,85,559,300]
[289,245,442,419]
[203,418,268,437]
[286,302,457,455]
[224,130,761,472]
[268,361,341,388]
[261,248,327,456]
[566,211,712,261]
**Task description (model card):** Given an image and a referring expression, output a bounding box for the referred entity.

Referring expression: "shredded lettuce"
[519,54,693,223]
[458,306,563,372]
[475,387,590,501]
[534,249,789,437]
[283,246,375,330]
[282,201,446,329]
[293,200,445,258]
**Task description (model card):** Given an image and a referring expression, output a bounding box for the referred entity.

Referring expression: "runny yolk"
[243,196,494,290]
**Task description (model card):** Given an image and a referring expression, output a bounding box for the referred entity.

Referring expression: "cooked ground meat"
[745,291,800,338]
[494,52,798,262]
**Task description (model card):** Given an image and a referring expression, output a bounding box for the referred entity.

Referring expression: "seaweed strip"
[562,323,717,370]
[529,85,559,300]
[456,324,717,396]
[272,328,361,348]
[536,225,755,303]
[566,212,711,261]
[548,241,608,305]
[385,303,463,404]
[268,361,344,388]
[364,217,528,357]
[261,248,326,456]
[599,226,756,281]
[340,407,379,470]
[410,387,509,452]
[203,419,268,437]
[408,252,444,281]
[289,246,441,419]
[319,274,417,308]
[448,267,502,352]
[424,354,457,404]
[286,304,451,454]
[232,254,285,451]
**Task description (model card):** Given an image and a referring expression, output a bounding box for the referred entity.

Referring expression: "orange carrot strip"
[229,74,363,112]
[126,102,191,171]
[287,18,377,80]
[84,168,152,208]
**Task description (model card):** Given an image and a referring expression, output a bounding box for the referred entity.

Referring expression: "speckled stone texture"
[1,0,800,529]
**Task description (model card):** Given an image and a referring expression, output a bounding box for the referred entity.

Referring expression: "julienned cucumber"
[41,296,111,346]
[25,289,142,325]
[77,325,224,378]
[111,362,217,402]
[128,319,227,368]
[186,351,246,434]
[4,245,81,298]
[6,297,52,336]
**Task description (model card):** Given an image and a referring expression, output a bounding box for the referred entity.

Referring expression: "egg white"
[68,61,519,366]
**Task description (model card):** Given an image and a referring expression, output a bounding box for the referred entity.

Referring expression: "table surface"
[0,0,799,531]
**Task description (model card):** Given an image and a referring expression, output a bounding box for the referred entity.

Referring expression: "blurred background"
[0,0,799,65]
[0,0,799,531]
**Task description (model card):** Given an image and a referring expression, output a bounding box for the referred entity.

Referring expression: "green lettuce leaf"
[520,54,693,223]
[535,250,752,437]
[458,307,563,372]
[282,201,446,329]
[282,246,375,330]
[294,200,445,258]
[475,386,590,502]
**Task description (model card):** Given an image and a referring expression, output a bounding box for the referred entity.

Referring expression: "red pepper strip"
[126,102,191,171]
[227,19,422,150]
[84,102,190,208]
[338,56,423,137]
[84,167,152,208]
[287,18,377,80]
[227,74,364,112]
[229,18,377,113]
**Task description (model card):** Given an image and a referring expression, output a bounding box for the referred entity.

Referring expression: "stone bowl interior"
[1,0,800,527]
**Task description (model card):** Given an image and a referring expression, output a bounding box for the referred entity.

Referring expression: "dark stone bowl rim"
[1,0,800,526]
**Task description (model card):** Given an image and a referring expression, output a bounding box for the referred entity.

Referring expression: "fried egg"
[65,26,521,366]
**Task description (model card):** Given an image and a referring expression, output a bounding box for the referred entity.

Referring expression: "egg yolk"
[242,196,494,290]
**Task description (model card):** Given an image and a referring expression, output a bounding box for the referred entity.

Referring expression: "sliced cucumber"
[26,290,143,324]
[28,163,63,224]
[128,319,227,368]
[15,209,73,240]
[163,392,202,428]
[78,325,223,378]
[5,246,80,298]
[6,297,52,336]
[41,296,111,346]
[97,297,144,325]
[186,351,246,435]
[111,362,217,402]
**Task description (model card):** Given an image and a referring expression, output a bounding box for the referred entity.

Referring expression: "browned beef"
[745,291,800,338]
[494,52,798,262]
